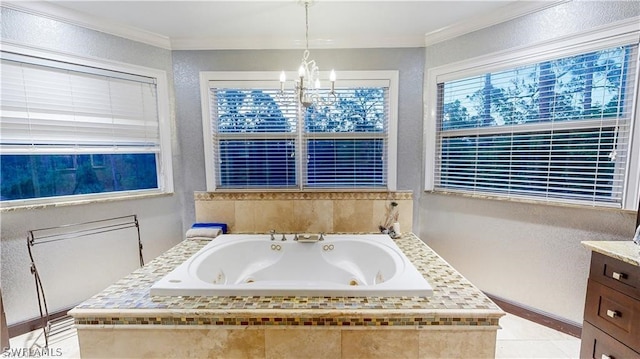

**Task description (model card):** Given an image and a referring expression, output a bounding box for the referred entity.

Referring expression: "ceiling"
[7,1,564,50]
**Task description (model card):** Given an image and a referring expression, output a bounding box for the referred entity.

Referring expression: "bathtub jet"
[150,234,433,297]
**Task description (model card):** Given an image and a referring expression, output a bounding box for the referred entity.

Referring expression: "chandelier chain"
[305,2,310,51]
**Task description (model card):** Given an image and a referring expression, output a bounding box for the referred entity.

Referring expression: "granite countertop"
[582,240,640,266]
[70,233,504,327]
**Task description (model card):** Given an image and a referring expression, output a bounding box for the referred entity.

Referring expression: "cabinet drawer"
[590,252,640,300]
[580,321,640,359]
[584,279,640,352]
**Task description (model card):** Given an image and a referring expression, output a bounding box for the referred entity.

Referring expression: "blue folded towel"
[192,222,227,234]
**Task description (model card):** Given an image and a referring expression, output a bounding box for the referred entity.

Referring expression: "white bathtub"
[150,234,433,297]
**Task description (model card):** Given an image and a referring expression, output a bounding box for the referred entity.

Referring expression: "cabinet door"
[584,279,640,352]
[580,322,640,359]
[589,252,640,300]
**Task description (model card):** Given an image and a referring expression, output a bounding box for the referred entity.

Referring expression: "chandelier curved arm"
[279,0,336,108]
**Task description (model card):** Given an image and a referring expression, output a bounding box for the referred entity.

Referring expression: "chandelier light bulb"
[278,0,337,108]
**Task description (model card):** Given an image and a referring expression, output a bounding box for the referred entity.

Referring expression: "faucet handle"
[269,230,276,241]
[319,232,325,241]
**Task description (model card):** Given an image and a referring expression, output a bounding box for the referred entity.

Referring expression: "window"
[305,88,387,188]
[201,72,398,191]
[0,44,173,206]
[425,23,640,209]
[211,86,298,188]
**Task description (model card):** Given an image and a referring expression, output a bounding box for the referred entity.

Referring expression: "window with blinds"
[304,88,387,188]
[207,76,393,190]
[211,88,298,188]
[0,50,168,203]
[434,44,638,207]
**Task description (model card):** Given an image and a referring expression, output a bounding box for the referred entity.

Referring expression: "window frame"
[0,42,174,209]
[424,18,640,210]
[200,71,398,192]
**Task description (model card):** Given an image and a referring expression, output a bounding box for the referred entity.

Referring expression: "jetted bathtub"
[150,234,433,297]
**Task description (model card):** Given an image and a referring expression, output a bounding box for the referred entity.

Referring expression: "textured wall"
[172,47,425,233]
[420,1,640,324]
[0,7,184,325]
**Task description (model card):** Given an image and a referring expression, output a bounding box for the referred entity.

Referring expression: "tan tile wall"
[193,191,413,234]
[77,326,497,358]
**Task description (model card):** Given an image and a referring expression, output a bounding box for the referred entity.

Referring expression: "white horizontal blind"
[0,54,159,154]
[208,80,391,190]
[210,86,299,189]
[304,87,388,188]
[434,44,638,207]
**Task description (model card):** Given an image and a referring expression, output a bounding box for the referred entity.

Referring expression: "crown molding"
[2,1,172,50]
[4,0,570,51]
[424,0,571,47]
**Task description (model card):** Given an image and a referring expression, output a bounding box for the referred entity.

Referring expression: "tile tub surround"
[69,233,504,358]
[194,191,414,234]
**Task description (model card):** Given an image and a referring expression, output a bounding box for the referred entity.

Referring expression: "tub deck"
[69,233,505,358]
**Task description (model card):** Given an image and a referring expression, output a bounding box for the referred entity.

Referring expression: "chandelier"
[279,0,336,108]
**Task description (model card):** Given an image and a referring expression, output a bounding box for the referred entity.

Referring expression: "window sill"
[0,191,173,213]
[423,190,636,215]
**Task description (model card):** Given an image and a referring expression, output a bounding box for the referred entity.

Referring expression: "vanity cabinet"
[580,251,640,359]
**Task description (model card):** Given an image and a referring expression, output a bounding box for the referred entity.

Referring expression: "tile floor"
[7,317,80,359]
[495,314,580,358]
[7,313,580,358]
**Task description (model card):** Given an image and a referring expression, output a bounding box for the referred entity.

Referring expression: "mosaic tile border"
[194,191,413,201]
[70,233,504,328]
[75,315,499,327]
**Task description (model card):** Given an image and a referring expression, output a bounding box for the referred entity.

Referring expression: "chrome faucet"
[270,231,324,242]
[296,233,325,243]
[269,230,287,241]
